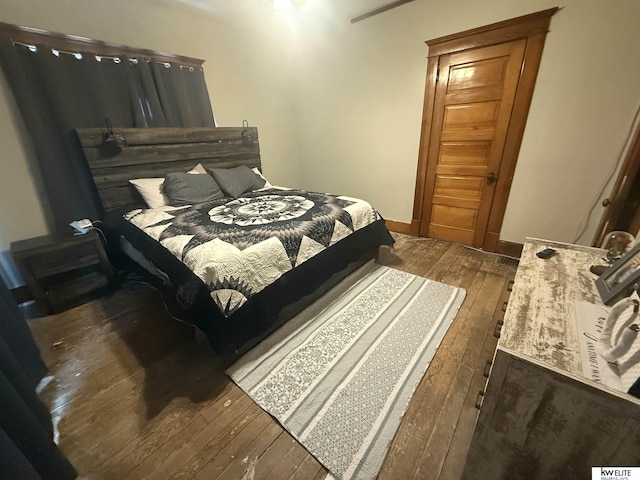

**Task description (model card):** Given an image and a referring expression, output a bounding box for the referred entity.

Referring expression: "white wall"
[2,0,639,286]
[291,0,640,245]
[0,0,301,286]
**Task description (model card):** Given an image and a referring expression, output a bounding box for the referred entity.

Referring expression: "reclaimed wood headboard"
[76,127,260,213]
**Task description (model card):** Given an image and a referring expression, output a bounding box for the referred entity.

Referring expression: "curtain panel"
[0,40,215,232]
[0,276,77,480]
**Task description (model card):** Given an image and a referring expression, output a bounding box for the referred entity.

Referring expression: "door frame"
[411,7,559,251]
[591,115,640,246]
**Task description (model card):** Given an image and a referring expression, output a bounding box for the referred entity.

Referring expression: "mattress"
[104,187,394,355]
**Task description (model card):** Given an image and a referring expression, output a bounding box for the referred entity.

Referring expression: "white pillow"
[252,167,273,188]
[129,164,207,208]
[129,178,168,209]
[188,163,207,174]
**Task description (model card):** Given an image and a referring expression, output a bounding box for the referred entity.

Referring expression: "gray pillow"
[162,172,225,206]
[207,165,266,198]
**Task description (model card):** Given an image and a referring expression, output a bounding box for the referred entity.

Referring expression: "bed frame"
[76,126,392,357]
[76,126,260,214]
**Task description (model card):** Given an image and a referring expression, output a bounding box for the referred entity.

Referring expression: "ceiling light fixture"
[265,0,305,11]
[273,0,292,10]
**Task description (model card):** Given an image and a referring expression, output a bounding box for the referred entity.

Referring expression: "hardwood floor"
[27,234,517,479]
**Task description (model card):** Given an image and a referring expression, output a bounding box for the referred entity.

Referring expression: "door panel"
[432,195,480,210]
[428,224,475,245]
[432,204,478,229]
[442,102,500,130]
[434,176,484,201]
[439,141,492,166]
[420,39,527,246]
[448,57,509,92]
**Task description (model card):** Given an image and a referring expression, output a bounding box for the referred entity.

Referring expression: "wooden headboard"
[76,126,260,213]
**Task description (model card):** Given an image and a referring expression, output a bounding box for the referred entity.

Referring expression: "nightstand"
[11,230,117,314]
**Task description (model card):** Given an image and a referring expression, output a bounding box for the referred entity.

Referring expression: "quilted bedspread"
[124,188,382,316]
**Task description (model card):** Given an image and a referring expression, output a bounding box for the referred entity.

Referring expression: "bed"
[76,126,394,356]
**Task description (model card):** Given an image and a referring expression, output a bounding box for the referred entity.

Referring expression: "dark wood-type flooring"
[27,234,517,479]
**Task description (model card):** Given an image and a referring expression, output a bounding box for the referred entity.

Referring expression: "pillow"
[162,172,225,206]
[129,164,208,208]
[129,178,168,209]
[188,163,207,174]
[207,165,266,198]
[252,167,273,188]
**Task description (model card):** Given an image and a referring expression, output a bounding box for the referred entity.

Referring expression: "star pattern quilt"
[124,188,382,317]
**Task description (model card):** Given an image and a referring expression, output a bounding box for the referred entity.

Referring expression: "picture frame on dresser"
[596,242,640,305]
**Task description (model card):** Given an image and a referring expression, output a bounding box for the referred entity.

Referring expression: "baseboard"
[384,221,523,257]
[496,240,524,258]
[11,285,33,305]
[385,220,419,236]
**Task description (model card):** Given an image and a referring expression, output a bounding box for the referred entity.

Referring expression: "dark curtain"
[0,41,215,233]
[0,277,47,386]
[0,277,77,480]
[151,61,216,127]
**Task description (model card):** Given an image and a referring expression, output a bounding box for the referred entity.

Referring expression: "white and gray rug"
[227,262,466,480]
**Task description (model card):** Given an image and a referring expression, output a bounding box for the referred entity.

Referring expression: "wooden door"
[419,40,526,246]
[411,8,558,252]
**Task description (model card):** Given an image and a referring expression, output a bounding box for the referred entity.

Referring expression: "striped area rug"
[227,263,466,480]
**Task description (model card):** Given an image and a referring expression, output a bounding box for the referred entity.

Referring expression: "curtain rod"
[0,21,205,68]
[12,41,201,71]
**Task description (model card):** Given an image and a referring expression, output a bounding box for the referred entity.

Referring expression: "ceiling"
[164,0,404,22]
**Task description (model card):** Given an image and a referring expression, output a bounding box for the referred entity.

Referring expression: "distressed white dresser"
[462,238,640,479]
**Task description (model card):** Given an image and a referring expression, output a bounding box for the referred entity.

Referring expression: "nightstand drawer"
[44,271,110,306]
[27,242,100,277]
[11,231,116,314]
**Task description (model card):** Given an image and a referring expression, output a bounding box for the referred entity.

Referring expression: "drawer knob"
[493,322,502,338]
[483,360,492,378]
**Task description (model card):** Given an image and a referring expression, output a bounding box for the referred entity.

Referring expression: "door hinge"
[435,67,439,83]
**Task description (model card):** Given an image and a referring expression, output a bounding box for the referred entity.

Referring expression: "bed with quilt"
[77,126,394,356]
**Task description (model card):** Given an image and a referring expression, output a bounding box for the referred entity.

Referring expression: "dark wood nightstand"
[11,230,117,314]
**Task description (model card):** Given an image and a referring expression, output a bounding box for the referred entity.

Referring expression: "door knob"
[602,198,611,207]
[486,172,497,186]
